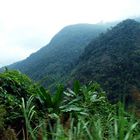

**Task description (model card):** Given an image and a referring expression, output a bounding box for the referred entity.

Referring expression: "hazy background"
[0,0,140,67]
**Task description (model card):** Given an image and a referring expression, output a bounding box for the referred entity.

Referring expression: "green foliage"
[72,19,140,104]
[0,70,33,98]
[38,87,53,108]
[31,105,140,140]
[0,70,140,139]
[52,85,64,108]
[0,104,6,137]
[0,70,39,139]
[73,80,80,95]
[60,82,113,119]
[36,84,64,115]
[21,96,36,140]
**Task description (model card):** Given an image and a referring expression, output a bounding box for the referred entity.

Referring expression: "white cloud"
[0,0,140,67]
[0,46,30,67]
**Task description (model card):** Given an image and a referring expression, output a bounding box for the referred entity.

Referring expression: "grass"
[21,99,140,140]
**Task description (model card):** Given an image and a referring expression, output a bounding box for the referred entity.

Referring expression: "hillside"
[1,19,140,139]
[7,24,108,88]
[72,19,140,103]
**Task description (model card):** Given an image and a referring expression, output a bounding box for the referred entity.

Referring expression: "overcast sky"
[0,0,140,67]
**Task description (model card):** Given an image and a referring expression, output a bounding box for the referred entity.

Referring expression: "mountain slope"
[72,19,140,103]
[8,24,108,88]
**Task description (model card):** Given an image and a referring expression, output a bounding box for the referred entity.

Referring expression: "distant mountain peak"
[112,19,140,32]
[119,19,137,24]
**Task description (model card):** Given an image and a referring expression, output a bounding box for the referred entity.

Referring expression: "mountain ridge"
[7,23,108,88]
[71,19,140,103]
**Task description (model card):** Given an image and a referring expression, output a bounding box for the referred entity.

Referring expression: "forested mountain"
[4,19,140,103]
[1,20,140,140]
[72,19,140,103]
[7,24,108,88]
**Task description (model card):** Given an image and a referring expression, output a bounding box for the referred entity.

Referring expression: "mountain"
[72,19,140,103]
[7,23,108,88]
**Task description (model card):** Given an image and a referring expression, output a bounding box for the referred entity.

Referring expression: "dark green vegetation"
[6,19,140,105]
[8,24,108,89]
[0,70,140,140]
[72,19,140,105]
[1,19,140,139]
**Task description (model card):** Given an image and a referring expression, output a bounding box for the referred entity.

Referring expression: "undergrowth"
[0,70,140,140]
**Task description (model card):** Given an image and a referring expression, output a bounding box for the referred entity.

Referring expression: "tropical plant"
[0,70,140,140]
[60,81,113,120]
[20,96,36,140]
[36,84,64,115]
